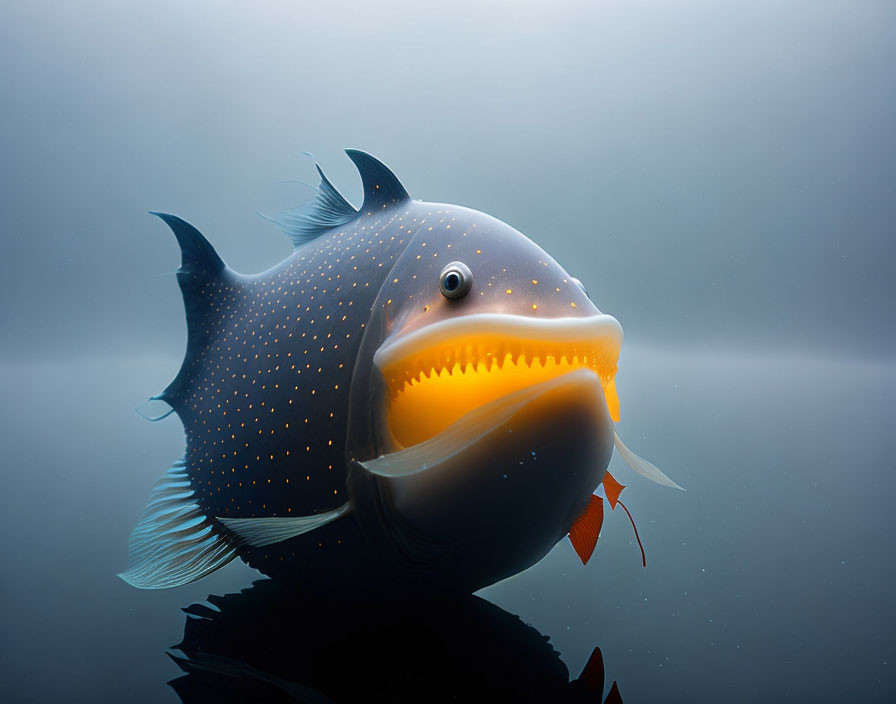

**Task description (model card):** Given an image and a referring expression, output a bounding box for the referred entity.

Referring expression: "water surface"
[1,349,891,701]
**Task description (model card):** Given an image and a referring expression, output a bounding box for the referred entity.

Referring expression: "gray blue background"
[1,1,893,701]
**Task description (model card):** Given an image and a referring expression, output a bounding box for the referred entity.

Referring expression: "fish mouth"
[374,313,623,448]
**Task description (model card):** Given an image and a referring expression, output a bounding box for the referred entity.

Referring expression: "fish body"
[121,150,679,592]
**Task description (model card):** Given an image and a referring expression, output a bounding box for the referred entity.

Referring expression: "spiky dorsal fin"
[268,151,409,247]
[345,149,409,212]
[149,212,228,407]
[269,164,358,248]
[150,211,225,277]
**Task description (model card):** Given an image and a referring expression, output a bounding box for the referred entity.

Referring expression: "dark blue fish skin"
[171,204,594,583]
[134,152,603,588]
[169,205,425,578]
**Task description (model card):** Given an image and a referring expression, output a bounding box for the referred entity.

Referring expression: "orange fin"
[602,471,625,510]
[617,499,646,567]
[569,495,604,565]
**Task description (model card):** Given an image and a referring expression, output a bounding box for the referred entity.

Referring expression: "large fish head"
[347,202,622,589]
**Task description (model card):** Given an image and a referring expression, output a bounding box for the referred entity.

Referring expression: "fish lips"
[359,368,614,585]
[373,313,623,378]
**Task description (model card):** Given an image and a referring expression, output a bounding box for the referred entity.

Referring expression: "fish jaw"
[373,313,623,449]
[360,368,614,590]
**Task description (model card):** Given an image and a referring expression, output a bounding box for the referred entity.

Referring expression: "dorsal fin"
[150,212,225,279]
[268,164,358,248]
[149,212,228,406]
[345,149,409,212]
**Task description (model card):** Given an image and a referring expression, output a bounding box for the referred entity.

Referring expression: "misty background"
[0,1,893,702]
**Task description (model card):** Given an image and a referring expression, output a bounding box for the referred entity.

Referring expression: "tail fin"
[118,459,237,589]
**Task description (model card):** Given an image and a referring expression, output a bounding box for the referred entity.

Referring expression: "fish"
[119,150,682,592]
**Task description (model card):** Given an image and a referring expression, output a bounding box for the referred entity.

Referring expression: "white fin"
[359,370,600,478]
[613,430,685,491]
[119,459,238,589]
[217,502,352,548]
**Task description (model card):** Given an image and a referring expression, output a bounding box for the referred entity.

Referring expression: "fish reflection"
[167,579,623,703]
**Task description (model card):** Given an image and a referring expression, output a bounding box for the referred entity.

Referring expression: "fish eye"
[439,262,473,299]
[570,276,590,299]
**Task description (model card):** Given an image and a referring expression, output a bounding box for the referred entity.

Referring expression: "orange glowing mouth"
[374,314,623,448]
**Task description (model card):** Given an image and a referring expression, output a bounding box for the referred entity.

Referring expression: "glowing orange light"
[383,336,620,447]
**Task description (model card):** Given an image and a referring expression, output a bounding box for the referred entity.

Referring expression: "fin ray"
[268,163,358,247]
[569,495,604,565]
[119,459,238,589]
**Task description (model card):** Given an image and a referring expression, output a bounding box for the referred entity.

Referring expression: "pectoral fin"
[602,471,625,509]
[569,495,604,565]
[613,430,684,490]
[217,502,352,548]
[118,458,238,590]
[360,373,562,478]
